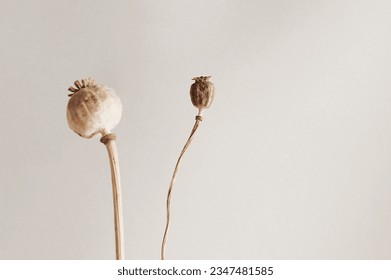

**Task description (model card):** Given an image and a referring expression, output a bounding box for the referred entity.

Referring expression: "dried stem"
[101,133,125,260]
[161,115,203,260]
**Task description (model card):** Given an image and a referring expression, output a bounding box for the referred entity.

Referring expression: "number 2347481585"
[210,267,273,276]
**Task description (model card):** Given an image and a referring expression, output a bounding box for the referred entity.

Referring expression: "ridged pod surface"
[190,76,214,114]
[66,78,122,138]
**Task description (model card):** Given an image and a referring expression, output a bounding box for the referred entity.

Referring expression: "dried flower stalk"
[161,76,214,260]
[66,78,125,260]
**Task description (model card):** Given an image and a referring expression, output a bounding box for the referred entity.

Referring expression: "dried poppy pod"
[67,78,122,138]
[66,78,125,260]
[161,75,215,260]
[190,76,214,115]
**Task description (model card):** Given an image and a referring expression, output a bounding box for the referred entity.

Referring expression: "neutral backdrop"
[1,0,391,260]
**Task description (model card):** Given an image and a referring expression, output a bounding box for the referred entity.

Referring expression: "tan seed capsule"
[66,78,125,259]
[161,75,215,260]
[189,76,214,115]
[66,78,122,138]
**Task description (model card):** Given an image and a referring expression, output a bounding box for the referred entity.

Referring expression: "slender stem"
[161,115,203,260]
[101,133,125,260]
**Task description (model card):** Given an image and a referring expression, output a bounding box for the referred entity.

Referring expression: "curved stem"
[101,133,125,260]
[161,116,203,260]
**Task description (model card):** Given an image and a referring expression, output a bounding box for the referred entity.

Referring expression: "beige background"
[1,0,391,259]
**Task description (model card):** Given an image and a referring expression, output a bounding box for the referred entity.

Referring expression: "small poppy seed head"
[190,76,214,115]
